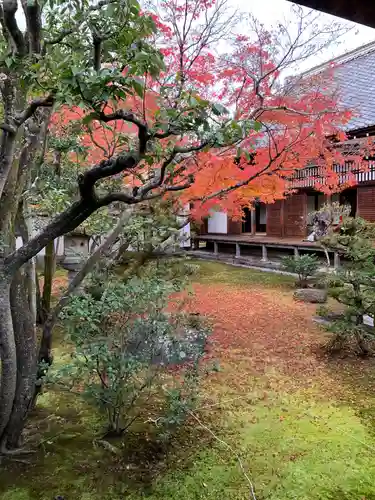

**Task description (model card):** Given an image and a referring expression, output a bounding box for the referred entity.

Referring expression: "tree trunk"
[26,257,37,326]
[2,270,37,449]
[33,208,133,404]
[41,239,56,323]
[35,268,43,325]
[0,272,16,445]
[23,204,37,326]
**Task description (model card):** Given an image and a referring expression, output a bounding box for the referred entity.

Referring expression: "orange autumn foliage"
[49,0,363,221]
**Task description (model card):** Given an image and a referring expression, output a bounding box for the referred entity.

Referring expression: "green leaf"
[82,112,99,125]
[131,79,144,98]
[212,103,228,116]
[253,121,262,132]
[4,56,13,68]
[189,96,200,108]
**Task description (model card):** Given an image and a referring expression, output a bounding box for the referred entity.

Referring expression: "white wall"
[179,222,191,247]
[208,211,228,234]
[16,236,64,256]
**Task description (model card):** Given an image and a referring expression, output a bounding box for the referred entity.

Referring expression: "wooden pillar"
[326,194,332,206]
[235,243,241,258]
[334,252,340,269]
[213,241,219,255]
[280,200,285,238]
[302,191,308,238]
[251,208,256,236]
[261,245,268,262]
[294,247,299,259]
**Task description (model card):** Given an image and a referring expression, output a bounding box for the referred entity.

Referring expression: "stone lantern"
[62,230,90,283]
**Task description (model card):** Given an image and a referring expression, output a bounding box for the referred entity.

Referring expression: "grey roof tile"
[301,42,375,132]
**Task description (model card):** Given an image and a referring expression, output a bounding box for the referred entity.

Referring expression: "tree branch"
[98,109,148,132]
[4,200,94,274]
[196,149,285,203]
[93,34,102,72]
[97,109,149,154]
[0,123,16,134]
[78,151,139,202]
[0,127,17,201]
[2,0,26,55]
[42,0,120,51]
[21,0,41,54]
[97,191,139,206]
[15,96,54,127]
[5,148,141,272]
[0,5,10,45]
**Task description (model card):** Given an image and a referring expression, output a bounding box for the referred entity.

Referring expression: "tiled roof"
[300,41,375,132]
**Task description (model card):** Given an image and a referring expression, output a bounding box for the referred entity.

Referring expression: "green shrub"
[282,254,320,288]
[53,260,211,437]
[320,217,375,355]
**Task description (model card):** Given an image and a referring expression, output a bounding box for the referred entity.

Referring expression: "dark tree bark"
[35,268,43,325]
[41,239,56,322]
[0,273,16,443]
[2,269,37,450]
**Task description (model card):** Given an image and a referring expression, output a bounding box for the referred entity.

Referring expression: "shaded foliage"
[282,254,320,288]
[51,260,211,437]
[320,217,375,355]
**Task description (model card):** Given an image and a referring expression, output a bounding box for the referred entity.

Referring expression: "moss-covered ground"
[2,261,375,499]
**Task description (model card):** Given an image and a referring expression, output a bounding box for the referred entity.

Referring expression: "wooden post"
[235,243,241,258]
[302,191,308,238]
[261,245,268,262]
[334,252,340,269]
[294,247,299,260]
[213,241,219,255]
[251,208,256,236]
[280,199,285,238]
[326,194,332,206]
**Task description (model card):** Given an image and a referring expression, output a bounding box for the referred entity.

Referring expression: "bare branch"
[97,191,139,205]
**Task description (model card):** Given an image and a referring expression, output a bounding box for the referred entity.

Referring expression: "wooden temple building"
[194,42,375,266]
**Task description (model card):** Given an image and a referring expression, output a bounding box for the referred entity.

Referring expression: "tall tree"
[0,0,354,453]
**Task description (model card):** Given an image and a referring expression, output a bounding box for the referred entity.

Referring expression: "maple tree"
[0,0,356,454]
[48,1,360,223]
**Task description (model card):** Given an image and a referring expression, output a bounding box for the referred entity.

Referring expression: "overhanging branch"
[78,151,139,201]
[98,109,149,154]
[15,95,54,127]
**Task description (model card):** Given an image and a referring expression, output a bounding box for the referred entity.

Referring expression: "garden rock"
[294,288,327,303]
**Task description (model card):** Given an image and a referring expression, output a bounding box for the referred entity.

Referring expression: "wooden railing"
[289,160,375,188]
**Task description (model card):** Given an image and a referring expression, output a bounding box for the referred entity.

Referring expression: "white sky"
[232,0,375,72]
